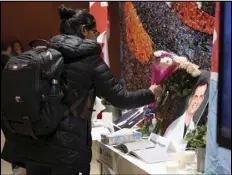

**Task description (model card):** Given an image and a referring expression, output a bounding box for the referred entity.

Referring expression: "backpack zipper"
[36,56,40,93]
[34,51,42,93]
[86,120,89,146]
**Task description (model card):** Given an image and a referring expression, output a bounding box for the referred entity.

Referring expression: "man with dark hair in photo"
[164,80,208,141]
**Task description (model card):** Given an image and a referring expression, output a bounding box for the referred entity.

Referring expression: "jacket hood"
[49,35,101,58]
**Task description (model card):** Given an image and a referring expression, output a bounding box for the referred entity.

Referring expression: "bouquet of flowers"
[138,51,201,136]
[152,56,201,134]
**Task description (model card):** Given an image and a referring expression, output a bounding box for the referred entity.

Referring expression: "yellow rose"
[179,61,190,70]
[185,63,200,77]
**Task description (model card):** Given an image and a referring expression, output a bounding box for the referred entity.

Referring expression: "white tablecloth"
[93,141,201,175]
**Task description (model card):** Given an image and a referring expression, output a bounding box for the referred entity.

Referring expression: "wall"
[1,2,121,78]
[1,2,89,50]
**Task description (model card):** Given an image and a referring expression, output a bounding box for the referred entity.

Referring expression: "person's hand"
[149,84,163,98]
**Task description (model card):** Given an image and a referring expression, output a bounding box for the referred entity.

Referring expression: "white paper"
[115,137,171,164]
[92,126,111,141]
[149,133,187,153]
[167,139,187,153]
[120,140,155,153]
[132,148,170,164]
[149,133,170,152]
[92,97,106,121]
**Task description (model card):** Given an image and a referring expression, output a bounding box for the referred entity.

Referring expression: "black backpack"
[1,39,66,139]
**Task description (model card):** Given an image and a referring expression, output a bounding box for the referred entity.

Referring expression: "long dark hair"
[58,5,96,38]
[11,40,24,55]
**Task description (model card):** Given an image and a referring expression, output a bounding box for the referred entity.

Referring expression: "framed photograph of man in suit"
[164,70,210,141]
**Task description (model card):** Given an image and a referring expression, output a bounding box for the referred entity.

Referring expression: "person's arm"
[91,57,159,109]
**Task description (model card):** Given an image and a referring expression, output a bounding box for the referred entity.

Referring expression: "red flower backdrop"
[171,2,215,34]
[124,2,153,64]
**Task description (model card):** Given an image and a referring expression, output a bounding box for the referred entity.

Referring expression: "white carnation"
[154,50,168,57]
[173,55,188,63]
[159,57,173,68]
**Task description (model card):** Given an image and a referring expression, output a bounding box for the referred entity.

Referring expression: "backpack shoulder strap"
[28,39,49,48]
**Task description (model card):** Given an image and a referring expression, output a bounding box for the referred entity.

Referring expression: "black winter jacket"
[1,35,155,171]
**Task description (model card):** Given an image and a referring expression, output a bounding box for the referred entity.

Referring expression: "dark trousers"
[26,164,51,175]
[26,163,90,175]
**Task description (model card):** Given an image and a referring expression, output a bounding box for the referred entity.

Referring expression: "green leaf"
[184,125,207,148]
[182,88,192,96]
[171,94,176,100]
[177,92,182,97]
[169,86,176,91]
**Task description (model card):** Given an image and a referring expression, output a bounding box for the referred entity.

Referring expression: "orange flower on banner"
[171,2,215,34]
[124,2,153,64]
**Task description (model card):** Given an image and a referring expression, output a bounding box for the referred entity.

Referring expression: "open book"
[114,140,170,164]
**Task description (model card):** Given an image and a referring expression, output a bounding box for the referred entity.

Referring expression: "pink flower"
[151,64,177,84]
[150,50,178,107]
[151,50,178,84]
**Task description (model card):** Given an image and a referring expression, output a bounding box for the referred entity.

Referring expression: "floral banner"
[119,2,215,90]
[119,2,214,135]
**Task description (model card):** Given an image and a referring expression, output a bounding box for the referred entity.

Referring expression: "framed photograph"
[163,71,210,140]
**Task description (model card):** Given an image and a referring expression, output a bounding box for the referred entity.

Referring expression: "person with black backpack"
[1,5,163,175]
